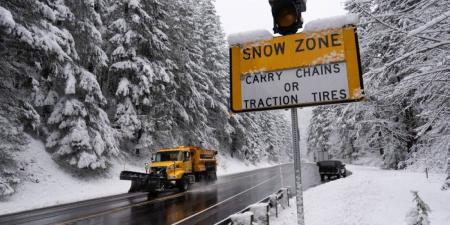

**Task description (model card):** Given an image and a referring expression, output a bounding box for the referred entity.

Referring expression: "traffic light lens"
[269,0,305,35]
[276,8,297,27]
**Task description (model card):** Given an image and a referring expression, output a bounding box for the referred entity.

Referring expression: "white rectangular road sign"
[241,62,351,110]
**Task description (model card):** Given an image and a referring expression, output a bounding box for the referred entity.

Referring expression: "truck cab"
[151,149,193,180]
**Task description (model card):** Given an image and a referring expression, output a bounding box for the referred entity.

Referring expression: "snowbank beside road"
[272,165,450,225]
[217,155,276,176]
[0,138,138,215]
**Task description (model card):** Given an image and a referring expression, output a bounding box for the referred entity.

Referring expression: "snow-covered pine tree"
[46,64,120,170]
[443,158,450,191]
[195,0,234,150]
[274,112,293,162]
[105,0,174,152]
[251,111,292,162]
[395,0,450,177]
[258,112,279,161]
[66,0,108,75]
[153,0,212,149]
[0,114,29,197]
[0,2,65,195]
[307,106,334,159]
[50,0,121,170]
[1,0,119,170]
[69,0,121,162]
[406,191,431,225]
[233,113,261,161]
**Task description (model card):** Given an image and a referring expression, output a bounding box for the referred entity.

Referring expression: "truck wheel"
[320,175,325,182]
[177,177,189,192]
[211,171,217,181]
[148,190,158,197]
[206,170,217,182]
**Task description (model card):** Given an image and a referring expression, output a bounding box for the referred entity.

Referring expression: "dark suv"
[316,160,347,181]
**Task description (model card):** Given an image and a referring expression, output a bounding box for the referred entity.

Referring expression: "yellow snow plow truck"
[120,146,217,193]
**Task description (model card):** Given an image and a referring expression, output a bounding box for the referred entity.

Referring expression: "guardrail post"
[269,194,278,218]
[280,188,289,208]
[287,187,290,207]
[276,201,278,218]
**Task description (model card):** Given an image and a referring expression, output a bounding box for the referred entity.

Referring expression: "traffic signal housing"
[269,0,306,35]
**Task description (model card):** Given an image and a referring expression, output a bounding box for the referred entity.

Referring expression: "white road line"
[171,176,277,225]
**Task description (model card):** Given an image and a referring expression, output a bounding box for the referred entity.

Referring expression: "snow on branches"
[405,191,431,225]
[307,0,450,174]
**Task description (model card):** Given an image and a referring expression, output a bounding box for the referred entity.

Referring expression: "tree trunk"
[443,158,450,190]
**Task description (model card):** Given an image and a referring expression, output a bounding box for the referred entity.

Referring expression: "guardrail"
[215,187,291,225]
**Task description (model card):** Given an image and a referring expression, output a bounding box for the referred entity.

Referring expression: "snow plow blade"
[120,171,162,193]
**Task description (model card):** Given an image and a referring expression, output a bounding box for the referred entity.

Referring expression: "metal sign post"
[291,107,305,225]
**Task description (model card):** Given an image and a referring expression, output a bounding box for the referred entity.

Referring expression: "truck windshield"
[153,151,181,162]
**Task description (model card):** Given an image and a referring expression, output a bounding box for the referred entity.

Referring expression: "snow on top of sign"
[303,14,359,32]
[227,29,273,46]
[311,50,345,65]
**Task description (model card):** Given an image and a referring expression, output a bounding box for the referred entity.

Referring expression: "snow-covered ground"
[0,139,277,215]
[216,154,276,175]
[272,165,450,225]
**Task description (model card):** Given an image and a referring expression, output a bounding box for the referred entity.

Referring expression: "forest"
[307,0,449,187]
[0,0,292,197]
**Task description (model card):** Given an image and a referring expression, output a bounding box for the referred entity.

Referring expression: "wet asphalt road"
[0,164,302,225]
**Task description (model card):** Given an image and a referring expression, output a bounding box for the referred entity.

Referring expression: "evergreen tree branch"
[354,3,446,43]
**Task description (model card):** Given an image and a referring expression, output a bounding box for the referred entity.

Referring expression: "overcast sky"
[215,0,348,36]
